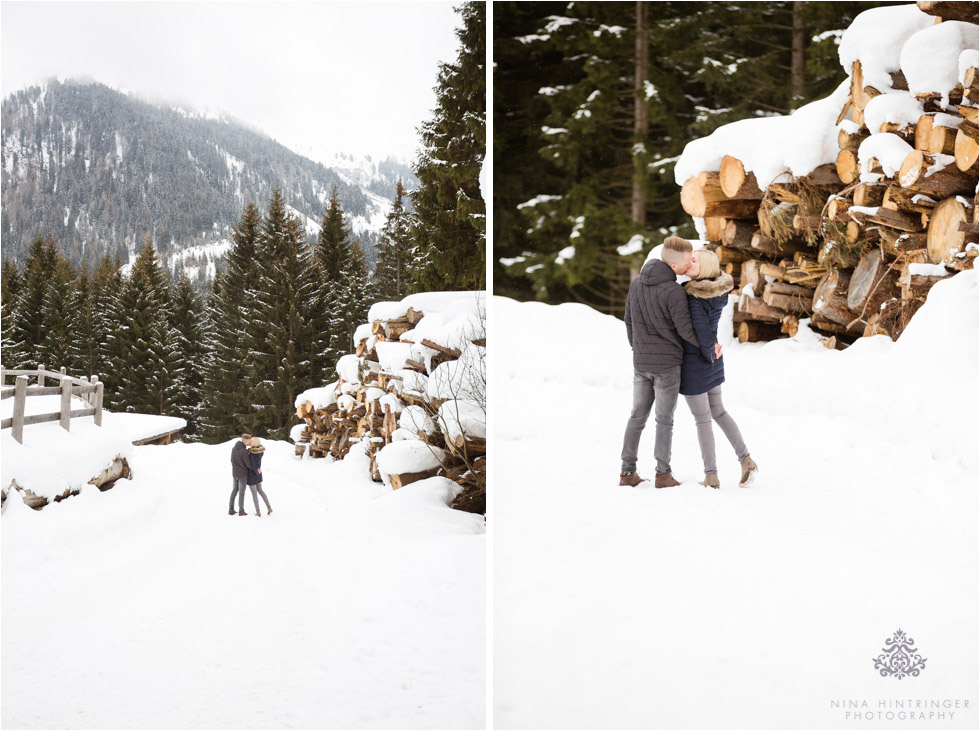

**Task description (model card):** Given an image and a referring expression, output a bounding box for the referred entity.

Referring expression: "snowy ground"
[2,440,485,729]
[493,272,979,730]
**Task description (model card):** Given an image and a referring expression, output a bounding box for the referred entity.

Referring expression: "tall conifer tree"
[1,258,24,368]
[37,257,85,373]
[315,187,367,362]
[316,187,354,281]
[199,203,261,441]
[169,272,208,437]
[411,1,486,291]
[10,235,61,368]
[246,189,328,439]
[373,180,417,301]
[104,237,179,415]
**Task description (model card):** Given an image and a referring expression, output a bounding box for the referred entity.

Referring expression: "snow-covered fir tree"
[36,257,85,374]
[77,253,125,380]
[199,203,261,442]
[9,235,61,368]
[246,189,329,439]
[315,187,369,360]
[372,179,418,301]
[104,238,180,415]
[169,271,208,437]
[1,258,24,368]
[331,237,369,354]
[411,0,486,291]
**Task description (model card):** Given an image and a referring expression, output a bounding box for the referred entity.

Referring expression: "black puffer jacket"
[624,258,701,372]
[231,441,251,479]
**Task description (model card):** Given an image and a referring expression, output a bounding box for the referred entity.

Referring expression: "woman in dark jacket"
[681,249,758,489]
[247,438,273,516]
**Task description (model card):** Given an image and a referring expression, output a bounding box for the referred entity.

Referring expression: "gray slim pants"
[248,482,271,512]
[621,366,681,475]
[683,386,749,475]
[229,476,246,511]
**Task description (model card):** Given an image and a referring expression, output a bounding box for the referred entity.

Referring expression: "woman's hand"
[258,468,262,474]
[715,343,723,359]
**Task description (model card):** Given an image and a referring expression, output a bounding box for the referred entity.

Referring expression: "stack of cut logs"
[680,0,978,348]
[293,305,486,513]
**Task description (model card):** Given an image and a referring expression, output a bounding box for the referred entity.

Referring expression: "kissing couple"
[620,236,758,489]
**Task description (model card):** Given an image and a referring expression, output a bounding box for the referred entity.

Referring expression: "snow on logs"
[675,2,978,347]
[292,292,486,511]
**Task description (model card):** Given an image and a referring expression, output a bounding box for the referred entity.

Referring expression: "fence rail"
[0,364,104,444]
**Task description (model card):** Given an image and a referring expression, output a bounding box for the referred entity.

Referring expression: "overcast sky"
[1,1,462,163]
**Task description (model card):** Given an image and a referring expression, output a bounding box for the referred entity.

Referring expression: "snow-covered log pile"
[675,1,978,347]
[293,292,486,513]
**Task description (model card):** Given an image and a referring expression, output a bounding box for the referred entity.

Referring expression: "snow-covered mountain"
[1,79,417,278]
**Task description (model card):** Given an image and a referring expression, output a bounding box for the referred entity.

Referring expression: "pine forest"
[0,1,486,444]
[494,0,904,313]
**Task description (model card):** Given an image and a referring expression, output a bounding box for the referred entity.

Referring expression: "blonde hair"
[697,249,721,279]
[250,437,261,448]
[661,236,693,266]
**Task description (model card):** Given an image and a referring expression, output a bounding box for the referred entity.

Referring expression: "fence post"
[60,377,72,431]
[37,364,45,388]
[80,375,91,405]
[94,382,104,427]
[1,364,5,386]
[60,366,67,379]
[91,375,99,406]
[12,376,27,444]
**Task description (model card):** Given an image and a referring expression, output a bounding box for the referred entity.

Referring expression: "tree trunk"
[791,1,806,107]
[631,1,649,229]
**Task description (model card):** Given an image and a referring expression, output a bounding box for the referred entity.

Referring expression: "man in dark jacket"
[620,236,718,488]
[229,434,252,515]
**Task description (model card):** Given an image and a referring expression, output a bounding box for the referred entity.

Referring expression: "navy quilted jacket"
[624,259,701,372]
[247,450,264,486]
[679,273,734,396]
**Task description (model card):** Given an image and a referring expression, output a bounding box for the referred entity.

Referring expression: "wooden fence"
[0,364,104,444]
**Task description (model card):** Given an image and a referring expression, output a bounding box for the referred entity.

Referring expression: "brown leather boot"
[238,509,247,516]
[739,456,758,487]
[700,473,720,489]
[655,472,681,488]
[228,509,236,516]
[255,511,261,517]
[267,507,273,515]
[619,471,647,487]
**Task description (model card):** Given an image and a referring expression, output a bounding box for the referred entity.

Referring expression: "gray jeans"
[248,482,271,512]
[683,386,749,474]
[229,476,246,512]
[621,366,681,475]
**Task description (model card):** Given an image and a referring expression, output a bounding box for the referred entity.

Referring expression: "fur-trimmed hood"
[682,272,734,299]
[248,445,266,454]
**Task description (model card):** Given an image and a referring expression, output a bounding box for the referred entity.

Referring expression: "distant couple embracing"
[620,236,758,489]
[229,433,273,516]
